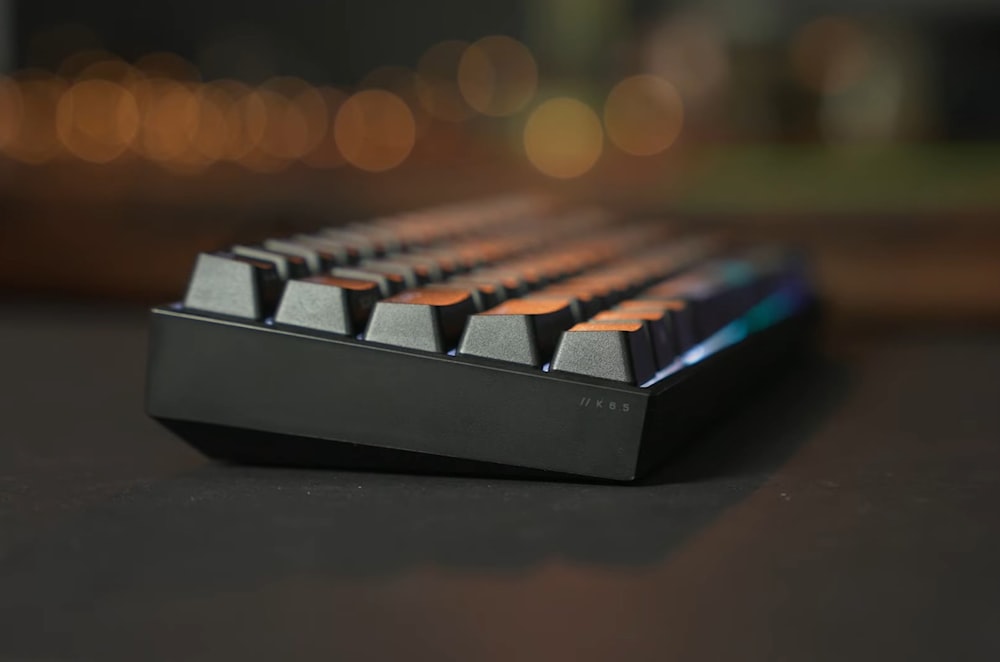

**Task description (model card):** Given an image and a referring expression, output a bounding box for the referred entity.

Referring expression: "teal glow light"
[638,288,805,388]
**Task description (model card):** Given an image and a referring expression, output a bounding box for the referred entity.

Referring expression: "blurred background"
[0,0,998,325]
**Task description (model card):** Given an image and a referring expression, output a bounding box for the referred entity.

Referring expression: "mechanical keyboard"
[145,195,819,481]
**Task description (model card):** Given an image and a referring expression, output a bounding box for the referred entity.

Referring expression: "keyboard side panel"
[146,309,649,480]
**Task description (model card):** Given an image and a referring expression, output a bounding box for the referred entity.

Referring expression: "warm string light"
[302,86,348,169]
[56,78,139,163]
[4,72,66,164]
[0,36,684,177]
[361,66,431,137]
[334,89,416,172]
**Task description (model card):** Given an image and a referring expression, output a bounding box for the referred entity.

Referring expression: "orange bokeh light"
[133,79,201,163]
[458,35,537,116]
[189,83,233,163]
[56,79,140,163]
[256,77,328,161]
[603,74,683,156]
[334,89,415,172]
[523,97,603,179]
[4,73,66,164]
[58,49,117,79]
[362,65,431,136]
[303,86,348,169]
[76,57,143,87]
[213,81,267,162]
[0,76,23,149]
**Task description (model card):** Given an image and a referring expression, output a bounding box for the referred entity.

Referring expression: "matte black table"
[2,302,999,661]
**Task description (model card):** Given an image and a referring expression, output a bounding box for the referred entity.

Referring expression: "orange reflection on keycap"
[481,298,571,316]
[568,321,644,333]
[304,275,380,292]
[386,287,471,306]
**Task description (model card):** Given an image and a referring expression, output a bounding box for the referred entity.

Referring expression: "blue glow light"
[638,289,805,388]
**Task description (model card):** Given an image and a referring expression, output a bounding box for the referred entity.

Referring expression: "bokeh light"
[189,83,232,163]
[0,77,23,150]
[791,17,872,95]
[303,86,348,169]
[3,73,66,164]
[56,79,139,163]
[216,81,268,163]
[361,65,431,136]
[523,97,603,179]
[603,74,683,156]
[255,77,327,162]
[132,79,201,164]
[76,57,142,87]
[458,35,538,116]
[57,49,117,79]
[416,40,474,122]
[334,89,415,172]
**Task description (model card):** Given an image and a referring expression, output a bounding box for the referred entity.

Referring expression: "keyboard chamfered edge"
[145,307,652,481]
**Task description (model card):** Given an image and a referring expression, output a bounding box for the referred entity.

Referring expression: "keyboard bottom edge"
[156,419,627,483]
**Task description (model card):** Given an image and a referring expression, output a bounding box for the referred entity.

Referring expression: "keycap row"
[268,246,800,385]
[269,231,711,345]
[357,252,793,384]
[182,203,617,320]
[176,199,805,384]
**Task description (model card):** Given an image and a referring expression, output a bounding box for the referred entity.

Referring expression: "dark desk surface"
[2,302,999,661]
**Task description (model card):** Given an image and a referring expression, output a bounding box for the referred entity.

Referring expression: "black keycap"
[616,299,697,353]
[232,245,310,279]
[569,274,633,306]
[331,267,406,297]
[427,281,501,312]
[360,260,430,289]
[413,249,465,273]
[320,229,383,258]
[274,275,382,335]
[462,269,530,297]
[182,253,283,320]
[526,289,602,322]
[388,253,458,282]
[551,322,657,385]
[262,239,325,274]
[291,235,357,266]
[445,275,510,303]
[364,288,477,352]
[457,298,575,367]
[643,274,735,339]
[592,309,675,368]
[346,223,405,253]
